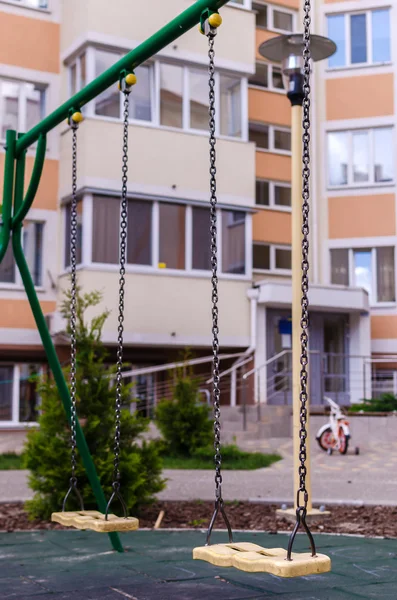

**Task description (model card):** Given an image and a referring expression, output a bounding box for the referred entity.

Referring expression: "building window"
[192,206,211,271]
[327,127,393,187]
[69,52,86,96]
[0,79,46,139]
[189,67,208,131]
[249,62,284,91]
[24,222,44,287]
[327,9,391,68]
[220,75,242,138]
[160,63,183,129]
[253,242,291,272]
[330,247,395,304]
[0,363,42,423]
[256,180,291,208]
[250,123,291,152]
[222,211,246,274]
[253,2,296,32]
[13,0,48,8]
[64,202,83,267]
[0,366,14,421]
[159,204,186,270]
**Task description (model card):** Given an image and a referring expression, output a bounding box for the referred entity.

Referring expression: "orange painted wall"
[249,88,291,127]
[0,11,60,73]
[0,154,59,212]
[256,29,279,61]
[0,299,56,329]
[372,316,397,339]
[253,209,291,244]
[328,194,395,239]
[326,74,394,121]
[270,0,299,7]
[256,151,291,182]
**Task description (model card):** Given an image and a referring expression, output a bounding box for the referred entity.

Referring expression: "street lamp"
[259,34,336,517]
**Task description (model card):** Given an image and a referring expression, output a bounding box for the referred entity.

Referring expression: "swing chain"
[208,31,222,500]
[62,117,84,512]
[112,91,130,491]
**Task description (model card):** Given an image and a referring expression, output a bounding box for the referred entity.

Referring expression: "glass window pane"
[80,53,86,89]
[274,185,291,207]
[331,249,349,286]
[253,3,267,28]
[351,14,367,64]
[19,364,40,422]
[25,0,48,7]
[160,64,183,128]
[70,63,77,96]
[249,62,268,88]
[0,366,13,420]
[189,68,208,131]
[127,200,152,265]
[275,248,291,270]
[249,124,268,149]
[328,132,348,186]
[0,231,15,283]
[377,247,395,302]
[159,204,185,269]
[192,206,211,270]
[253,243,270,270]
[352,131,369,183]
[24,222,43,286]
[95,50,121,118]
[92,197,119,264]
[274,129,291,151]
[273,10,293,32]
[222,211,246,274]
[64,202,82,268]
[25,84,45,132]
[327,15,346,68]
[272,67,284,89]
[256,180,269,206]
[220,75,241,138]
[129,64,152,122]
[374,128,393,183]
[372,9,391,63]
[0,80,19,139]
[354,249,372,296]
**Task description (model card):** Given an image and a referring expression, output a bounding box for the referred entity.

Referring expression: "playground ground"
[1,529,396,600]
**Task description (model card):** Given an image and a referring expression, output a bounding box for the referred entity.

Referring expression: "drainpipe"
[230,287,259,407]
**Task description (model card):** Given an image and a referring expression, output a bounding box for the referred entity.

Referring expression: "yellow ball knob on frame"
[125,73,137,86]
[71,111,83,124]
[208,13,222,28]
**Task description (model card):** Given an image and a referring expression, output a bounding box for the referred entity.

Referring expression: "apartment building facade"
[0,0,393,438]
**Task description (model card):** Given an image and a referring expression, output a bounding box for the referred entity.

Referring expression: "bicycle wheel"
[317,427,335,452]
[338,427,350,455]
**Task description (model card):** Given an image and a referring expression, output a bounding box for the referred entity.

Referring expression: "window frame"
[0,0,49,11]
[69,47,247,142]
[329,246,396,306]
[0,77,46,142]
[255,179,291,211]
[326,126,394,189]
[63,195,252,281]
[250,122,291,154]
[229,0,252,9]
[0,220,44,290]
[253,241,292,274]
[253,2,297,34]
[0,363,44,428]
[249,61,285,94]
[326,8,391,70]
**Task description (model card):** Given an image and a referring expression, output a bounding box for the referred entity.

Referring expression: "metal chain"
[69,123,78,488]
[112,91,130,488]
[297,0,312,508]
[208,32,222,500]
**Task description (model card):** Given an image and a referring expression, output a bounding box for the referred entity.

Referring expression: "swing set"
[0,0,331,577]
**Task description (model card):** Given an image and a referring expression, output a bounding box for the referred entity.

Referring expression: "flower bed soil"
[1,501,397,538]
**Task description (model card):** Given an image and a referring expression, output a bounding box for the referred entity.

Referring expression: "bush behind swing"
[24,287,165,521]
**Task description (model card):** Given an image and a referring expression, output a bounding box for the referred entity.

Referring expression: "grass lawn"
[162,446,282,470]
[0,453,24,470]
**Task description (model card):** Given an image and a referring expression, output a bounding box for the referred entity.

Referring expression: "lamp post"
[259,34,336,515]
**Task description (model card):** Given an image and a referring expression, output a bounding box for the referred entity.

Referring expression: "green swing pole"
[11,139,123,552]
[2,0,230,554]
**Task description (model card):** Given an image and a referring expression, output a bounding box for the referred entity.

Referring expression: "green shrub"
[155,376,212,457]
[24,286,165,520]
[350,393,397,413]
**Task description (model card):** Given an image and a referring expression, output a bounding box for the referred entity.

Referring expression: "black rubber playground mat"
[1,529,396,599]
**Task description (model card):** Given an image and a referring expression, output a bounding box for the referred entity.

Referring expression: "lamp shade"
[259,34,337,70]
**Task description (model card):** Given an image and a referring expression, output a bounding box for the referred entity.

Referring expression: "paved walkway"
[2,529,397,599]
[2,438,397,506]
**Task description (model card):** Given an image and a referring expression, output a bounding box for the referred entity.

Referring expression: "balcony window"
[0,79,45,139]
[64,202,83,267]
[0,222,43,286]
[192,206,211,271]
[189,68,208,131]
[160,64,183,129]
[327,127,393,187]
[253,243,291,272]
[253,3,296,33]
[249,62,284,91]
[159,204,186,270]
[327,9,391,68]
[222,211,246,274]
[250,123,291,152]
[256,180,291,208]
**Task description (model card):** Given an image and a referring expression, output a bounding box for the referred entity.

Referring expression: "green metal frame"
[1,0,230,552]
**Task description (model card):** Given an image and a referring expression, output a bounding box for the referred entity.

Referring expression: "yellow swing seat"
[193,542,331,577]
[51,510,139,533]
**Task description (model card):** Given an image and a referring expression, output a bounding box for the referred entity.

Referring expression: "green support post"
[1,0,231,553]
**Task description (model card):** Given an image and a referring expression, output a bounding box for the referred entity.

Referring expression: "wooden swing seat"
[193,542,331,577]
[51,510,139,533]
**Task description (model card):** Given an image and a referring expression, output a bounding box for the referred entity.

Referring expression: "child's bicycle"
[316,397,359,455]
